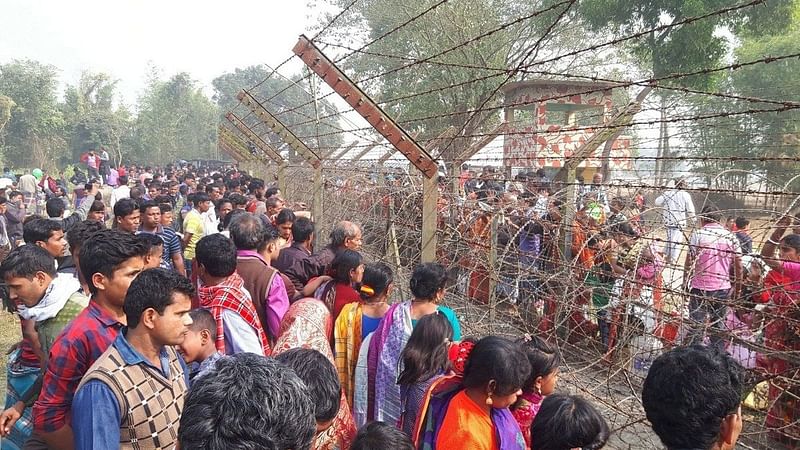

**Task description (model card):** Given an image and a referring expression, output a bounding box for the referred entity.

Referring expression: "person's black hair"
[179,185,188,196]
[608,221,637,237]
[781,233,800,253]
[350,421,414,450]
[330,249,362,283]
[123,268,194,329]
[530,394,610,450]
[113,197,139,219]
[79,229,148,295]
[66,219,105,253]
[193,192,211,205]
[734,217,749,229]
[137,232,163,252]
[0,245,56,279]
[699,204,722,223]
[221,208,246,232]
[516,336,560,395]
[463,336,531,396]
[409,262,448,300]
[358,262,393,302]
[188,308,217,341]
[139,200,160,214]
[229,213,268,251]
[23,218,62,245]
[292,217,314,243]
[642,345,744,450]
[205,183,222,194]
[89,200,105,213]
[276,208,296,225]
[129,187,143,200]
[215,198,232,210]
[255,217,280,251]
[274,348,341,423]
[228,193,248,207]
[397,312,453,386]
[8,190,22,200]
[265,186,280,198]
[158,203,172,214]
[195,234,237,278]
[178,353,316,450]
[45,197,65,218]
[118,175,128,186]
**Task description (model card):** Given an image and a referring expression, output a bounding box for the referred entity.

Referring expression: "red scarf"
[197,272,271,355]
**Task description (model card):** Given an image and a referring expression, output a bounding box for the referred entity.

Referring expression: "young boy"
[734,217,752,254]
[179,309,223,381]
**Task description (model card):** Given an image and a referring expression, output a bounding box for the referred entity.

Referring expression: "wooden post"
[421,174,439,263]
[488,211,501,330]
[562,168,577,261]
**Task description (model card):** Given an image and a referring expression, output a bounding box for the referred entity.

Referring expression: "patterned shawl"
[274,298,357,450]
[334,301,362,408]
[197,272,271,356]
[366,301,413,425]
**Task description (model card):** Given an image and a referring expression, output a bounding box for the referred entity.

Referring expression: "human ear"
[92,273,107,292]
[487,379,497,396]
[719,406,742,448]
[141,308,158,330]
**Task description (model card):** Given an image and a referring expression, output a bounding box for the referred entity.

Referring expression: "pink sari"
[274,298,357,450]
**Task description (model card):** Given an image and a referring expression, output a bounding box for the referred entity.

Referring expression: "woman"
[273,298,357,450]
[303,249,364,321]
[354,262,462,427]
[760,216,800,445]
[530,394,609,450]
[334,263,393,408]
[416,336,530,450]
[397,313,453,436]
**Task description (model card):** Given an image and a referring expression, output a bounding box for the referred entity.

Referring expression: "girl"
[397,313,453,436]
[303,249,364,321]
[420,336,530,450]
[530,394,609,450]
[334,263,393,407]
[511,336,560,449]
[356,262,462,427]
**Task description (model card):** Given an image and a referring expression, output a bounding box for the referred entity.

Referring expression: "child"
[179,309,222,381]
[512,335,561,449]
[734,217,752,254]
[397,313,453,437]
[530,394,609,450]
[584,238,615,351]
[137,233,164,269]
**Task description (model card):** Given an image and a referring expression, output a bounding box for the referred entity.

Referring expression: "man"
[109,175,130,208]
[0,246,89,437]
[138,200,186,275]
[643,345,744,450]
[45,182,96,233]
[248,179,266,214]
[23,219,67,261]
[275,208,295,249]
[113,198,140,234]
[18,171,39,214]
[5,190,25,247]
[30,230,146,449]
[178,353,315,450]
[159,203,174,229]
[216,198,233,228]
[583,172,610,213]
[655,178,696,265]
[230,214,290,342]
[97,147,110,184]
[606,197,628,228]
[265,196,285,224]
[228,192,248,211]
[195,233,270,356]
[275,217,317,293]
[203,183,222,235]
[0,198,10,260]
[465,166,501,200]
[183,192,212,274]
[306,221,362,278]
[684,205,742,350]
[72,269,193,450]
[85,151,99,180]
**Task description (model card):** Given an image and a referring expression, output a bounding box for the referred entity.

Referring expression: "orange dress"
[436,391,499,450]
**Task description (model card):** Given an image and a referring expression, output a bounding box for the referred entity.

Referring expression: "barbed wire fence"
[220,1,800,448]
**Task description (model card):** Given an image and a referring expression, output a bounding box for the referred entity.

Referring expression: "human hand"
[0,402,24,437]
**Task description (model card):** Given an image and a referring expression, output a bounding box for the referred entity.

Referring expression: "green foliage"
[578,0,794,89]
[212,65,343,156]
[0,60,65,167]
[133,72,219,165]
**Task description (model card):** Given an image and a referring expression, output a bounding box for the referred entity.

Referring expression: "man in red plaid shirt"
[29,230,147,449]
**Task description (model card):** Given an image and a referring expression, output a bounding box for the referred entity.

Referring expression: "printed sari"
[274,298,357,450]
[334,302,362,408]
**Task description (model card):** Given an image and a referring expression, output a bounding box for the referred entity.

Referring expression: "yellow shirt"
[183,209,203,260]
[436,390,498,450]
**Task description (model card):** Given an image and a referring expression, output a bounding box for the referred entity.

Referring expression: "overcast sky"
[0,0,317,107]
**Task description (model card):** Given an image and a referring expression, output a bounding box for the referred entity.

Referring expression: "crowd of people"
[0,157,791,450]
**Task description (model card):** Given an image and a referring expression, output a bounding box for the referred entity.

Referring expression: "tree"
[133,72,218,165]
[212,65,343,158]
[0,60,64,168]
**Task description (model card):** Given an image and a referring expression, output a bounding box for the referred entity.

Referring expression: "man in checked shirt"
[27,230,147,450]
